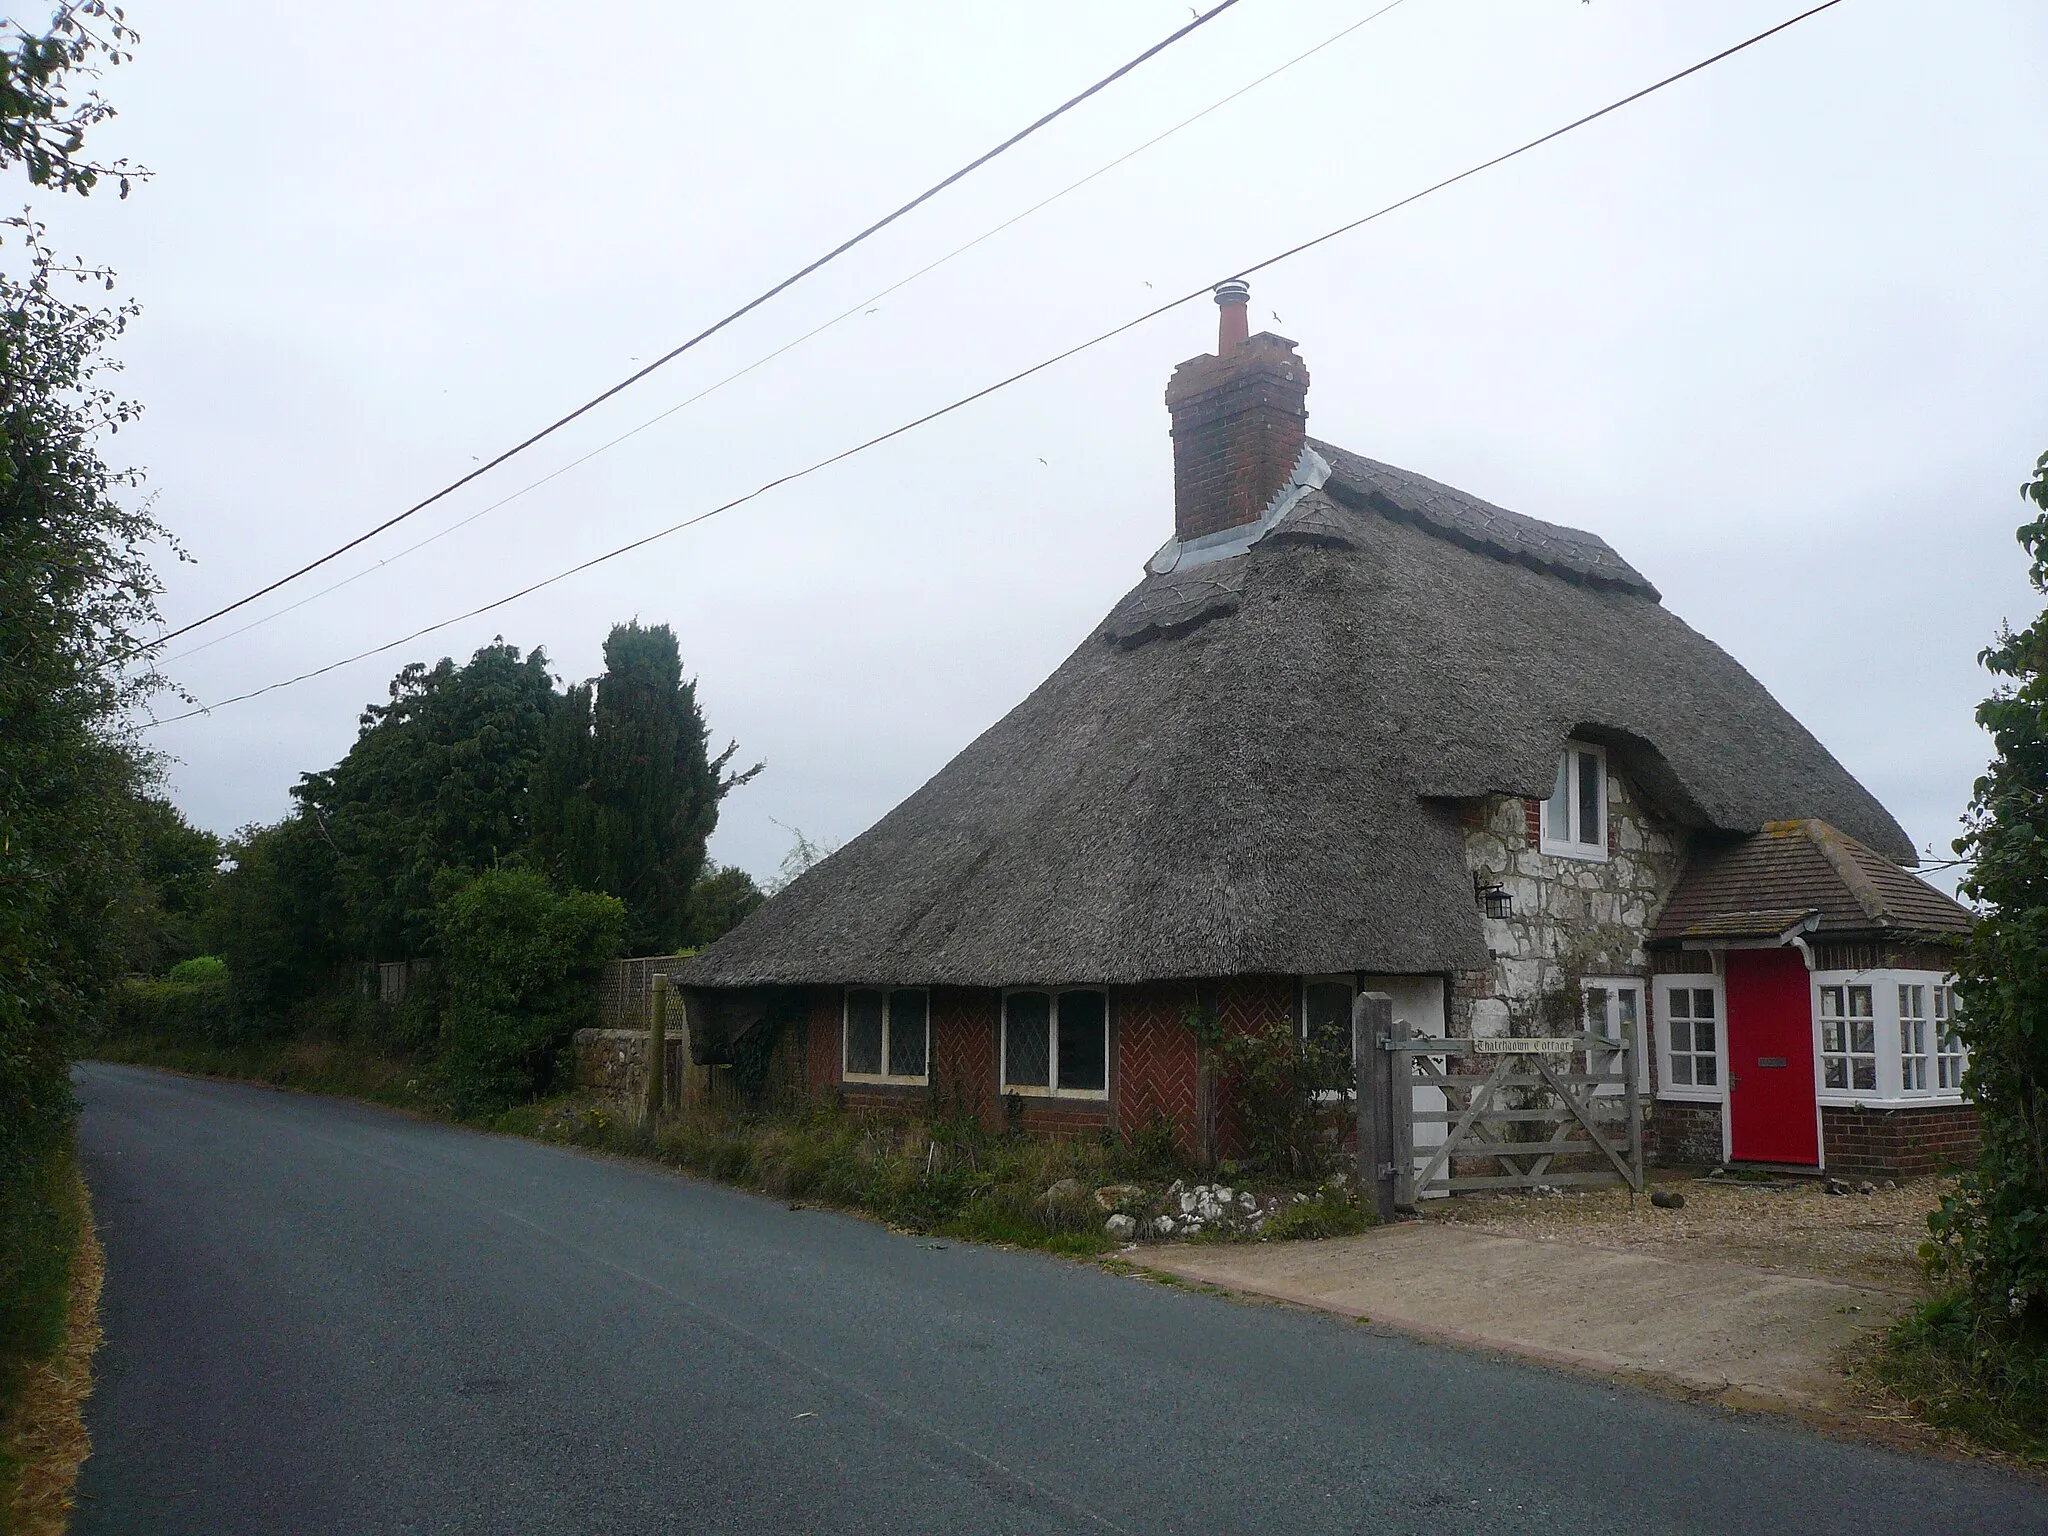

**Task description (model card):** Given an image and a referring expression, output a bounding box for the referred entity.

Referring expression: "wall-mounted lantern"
[1473,875,1513,920]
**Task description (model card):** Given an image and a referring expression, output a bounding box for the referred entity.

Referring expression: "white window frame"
[841,987,931,1086]
[1898,982,1931,1094]
[1580,977,1648,1096]
[1811,969,1967,1107]
[1935,984,1967,1092]
[1818,981,1878,1095]
[1654,975,1725,1103]
[1000,987,1110,1100]
[1540,740,1609,863]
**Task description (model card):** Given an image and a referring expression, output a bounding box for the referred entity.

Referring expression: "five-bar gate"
[1352,992,1644,1219]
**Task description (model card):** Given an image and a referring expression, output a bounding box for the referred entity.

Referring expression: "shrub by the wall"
[110,974,232,1044]
[433,868,624,1117]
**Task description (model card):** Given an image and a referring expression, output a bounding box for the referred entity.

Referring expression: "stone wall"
[1646,1101,1723,1167]
[1455,775,1686,1038]
[1823,1103,1981,1178]
[571,1028,697,1105]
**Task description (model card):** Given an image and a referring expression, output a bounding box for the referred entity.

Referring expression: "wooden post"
[1353,992,1395,1222]
[1390,1010,1415,1212]
[1623,1001,1644,1198]
[643,974,668,1125]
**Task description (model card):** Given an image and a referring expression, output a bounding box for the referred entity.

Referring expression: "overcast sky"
[34,0,2048,892]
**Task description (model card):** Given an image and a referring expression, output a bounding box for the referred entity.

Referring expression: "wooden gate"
[1353,992,1644,1218]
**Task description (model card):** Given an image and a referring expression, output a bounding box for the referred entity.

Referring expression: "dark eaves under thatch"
[679,440,1912,990]
[1650,819,1969,945]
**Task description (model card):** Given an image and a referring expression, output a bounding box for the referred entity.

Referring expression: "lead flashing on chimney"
[1145,444,1331,576]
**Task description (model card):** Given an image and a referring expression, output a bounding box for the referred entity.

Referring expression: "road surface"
[74,1063,2048,1534]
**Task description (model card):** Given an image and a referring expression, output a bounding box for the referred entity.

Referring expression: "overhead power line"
[140,0,1249,653]
[148,0,1846,731]
[166,0,1418,666]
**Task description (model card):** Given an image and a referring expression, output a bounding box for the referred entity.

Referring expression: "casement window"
[1818,983,1877,1092]
[1002,988,1109,1099]
[1815,970,1966,1105]
[1935,985,1966,1091]
[1540,741,1608,861]
[843,987,930,1085]
[1657,980,1720,1098]
[1581,978,1646,1095]
[1899,984,1930,1092]
[1301,975,1357,1059]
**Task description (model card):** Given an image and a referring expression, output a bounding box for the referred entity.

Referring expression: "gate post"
[1353,992,1396,1222]
[643,974,668,1125]
[1390,1012,1416,1211]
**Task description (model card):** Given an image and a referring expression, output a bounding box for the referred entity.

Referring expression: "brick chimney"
[1163,281,1310,545]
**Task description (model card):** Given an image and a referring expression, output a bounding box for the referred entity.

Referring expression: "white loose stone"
[1104,1213,1137,1239]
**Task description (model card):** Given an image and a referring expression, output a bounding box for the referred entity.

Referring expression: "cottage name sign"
[1472,1036,1584,1055]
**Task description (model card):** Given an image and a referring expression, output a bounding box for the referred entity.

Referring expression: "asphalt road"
[74,1064,2048,1535]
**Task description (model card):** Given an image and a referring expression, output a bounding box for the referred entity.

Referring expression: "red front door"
[1724,948,1819,1165]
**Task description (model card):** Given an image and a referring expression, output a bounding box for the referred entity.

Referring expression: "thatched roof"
[1650,819,1968,944]
[680,439,1910,989]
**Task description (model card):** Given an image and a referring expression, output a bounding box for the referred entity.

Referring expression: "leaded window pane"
[1056,990,1108,1092]
[845,990,885,1076]
[1303,982,1352,1055]
[1004,992,1051,1089]
[1547,752,1571,843]
[888,990,928,1079]
[1577,750,1602,844]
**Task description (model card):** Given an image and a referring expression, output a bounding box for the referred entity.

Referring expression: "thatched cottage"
[676,283,1974,1178]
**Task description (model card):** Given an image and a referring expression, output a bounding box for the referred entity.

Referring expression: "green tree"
[117,794,222,974]
[0,0,157,1389]
[1929,450,2048,1327]
[296,640,561,960]
[432,867,624,1117]
[535,621,757,953]
[684,863,765,948]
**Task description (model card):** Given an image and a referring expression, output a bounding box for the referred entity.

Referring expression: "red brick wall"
[1116,980,1202,1151]
[1822,1103,1980,1178]
[931,988,1000,1127]
[804,988,840,1097]
[1523,798,1541,848]
[1163,335,1309,543]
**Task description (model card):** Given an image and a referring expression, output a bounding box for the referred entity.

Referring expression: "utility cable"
[166,0,1416,666]
[139,0,1248,653]
[147,0,1846,729]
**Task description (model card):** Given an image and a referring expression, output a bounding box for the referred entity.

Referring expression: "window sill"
[1819,1094,1973,1111]
[1655,1089,1723,1105]
[1539,841,1610,865]
[844,1074,930,1089]
[1002,1086,1110,1102]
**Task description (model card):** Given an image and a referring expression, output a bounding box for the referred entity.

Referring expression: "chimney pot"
[1214,279,1250,353]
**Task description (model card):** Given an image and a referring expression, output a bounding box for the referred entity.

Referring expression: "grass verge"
[0,1151,102,1536]
[88,1035,1366,1259]
[91,1033,419,1109]
[1869,1294,2048,1464]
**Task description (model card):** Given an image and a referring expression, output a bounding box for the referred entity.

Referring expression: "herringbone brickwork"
[1116,981,1201,1150]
